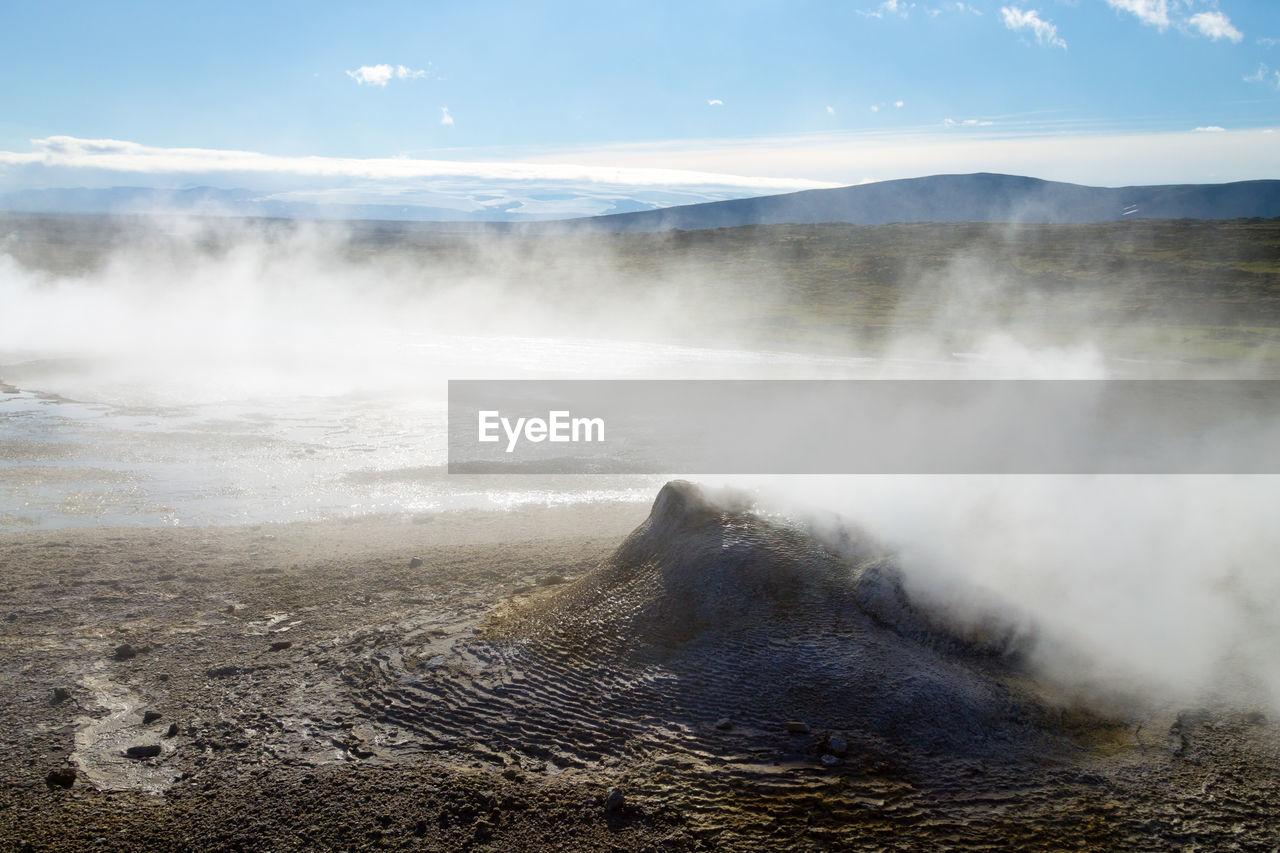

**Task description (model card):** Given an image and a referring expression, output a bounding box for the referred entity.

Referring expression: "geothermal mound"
[346,481,1056,785]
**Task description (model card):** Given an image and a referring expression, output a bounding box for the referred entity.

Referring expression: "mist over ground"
[2,212,1279,717]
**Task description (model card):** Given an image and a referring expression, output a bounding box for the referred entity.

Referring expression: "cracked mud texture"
[2,486,1279,851]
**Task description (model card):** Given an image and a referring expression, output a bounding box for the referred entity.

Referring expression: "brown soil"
[2,498,1278,851]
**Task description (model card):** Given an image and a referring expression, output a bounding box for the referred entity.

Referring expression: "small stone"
[538,573,568,586]
[1244,710,1267,726]
[409,556,424,569]
[714,717,732,730]
[269,640,293,651]
[785,721,810,734]
[124,744,161,760]
[604,786,625,814]
[820,754,841,767]
[52,687,72,704]
[473,818,494,842]
[142,710,162,725]
[45,767,76,789]
[827,733,848,756]
[113,643,136,661]
[165,723,180,738]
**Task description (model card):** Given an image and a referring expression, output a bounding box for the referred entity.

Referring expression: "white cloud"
[0,136,835,193]
[1001,7,1067,50]
[1188,11,1242,43]
[345,64,431,87]
[870,104,880,113]
[1259,37,1279,48]
[347,64,393,87]
[395,64,429,80]
[895,100,905,108]
[707,99,724,106]
[1105,0,1169,31]
[857,0,913,19]
[826,105,836,115]
[1245,64,1280,90]
[1194,125,1226,132]
[943,117,994,128]
[440,107,454,127]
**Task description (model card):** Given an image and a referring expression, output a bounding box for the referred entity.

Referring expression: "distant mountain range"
[3,173,1278,230]
[0,185,672,223]
[569,173,1280,232]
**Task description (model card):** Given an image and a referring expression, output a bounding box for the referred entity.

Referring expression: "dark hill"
[570,172,1280,232]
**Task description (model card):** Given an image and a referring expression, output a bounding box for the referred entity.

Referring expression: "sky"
[1,0,1277,218]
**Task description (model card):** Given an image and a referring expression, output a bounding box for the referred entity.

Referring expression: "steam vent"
[344,481,1086,842]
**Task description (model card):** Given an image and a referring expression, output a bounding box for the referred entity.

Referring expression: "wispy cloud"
[707,99,724,106]
[345,64,431,87]
[895,100,905,108]
[1001,7,1067,50]
[0,136,835,192]
[1108,1,1243,42]
[1104,0,1169,31]
[826,105,836,115]
[1245,64,1280,90]
[1188,11,1242,43]
[440,107,454,127]
[943,118,995,127]
[1259,37,1279,48]
[1194,125,1226,132]
[857,0,913,19]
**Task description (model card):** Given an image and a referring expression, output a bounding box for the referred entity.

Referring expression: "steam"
[3,213,1278,716]
[743,474,1280,714]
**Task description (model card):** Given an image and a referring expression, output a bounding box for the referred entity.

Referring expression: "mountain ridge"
[3,173,1277,230]
[567,172,1280,232]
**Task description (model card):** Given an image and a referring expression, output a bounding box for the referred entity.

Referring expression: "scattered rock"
[538,573,568,586]
[473,818,495,842]
[409,556,424,569]
[113,643,137,661]
[142,710,162,725]
[124,744,161,760]
[604,786,625,814]
[45,767,76,789]
[820,754,841,767]
[165,723,180,738]
[206,665,240,679]
[1244,710,1267,726]
[827,733,848,756]
[714,717,733,730]
[785,721,810,734]
[51,687,72,704]
[156,673,169,682]
[269,640,293,652]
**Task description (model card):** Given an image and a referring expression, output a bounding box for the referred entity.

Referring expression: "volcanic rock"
[45,767,76,789]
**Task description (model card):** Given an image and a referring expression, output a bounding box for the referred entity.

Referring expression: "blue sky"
[1,1,1277,217]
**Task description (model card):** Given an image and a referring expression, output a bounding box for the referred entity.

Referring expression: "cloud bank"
[0,136,833,192]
